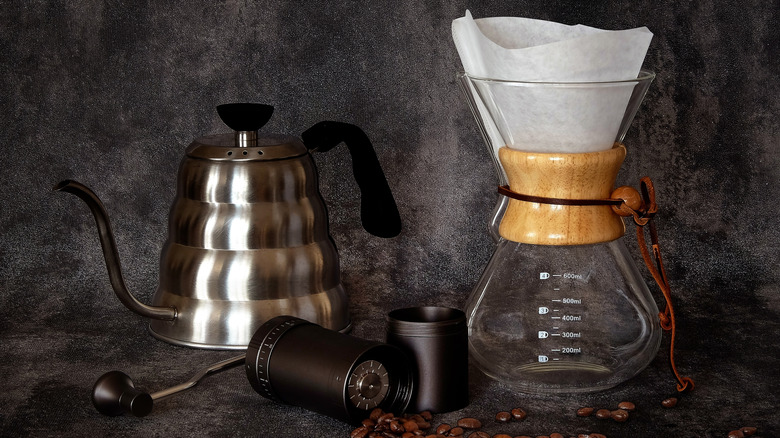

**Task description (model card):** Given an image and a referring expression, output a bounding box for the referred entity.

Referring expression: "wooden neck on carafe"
[498,144,627,245]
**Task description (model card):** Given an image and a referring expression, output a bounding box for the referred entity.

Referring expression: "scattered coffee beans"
[610,409,629,422]
[449,427,464,436]
[457,418,482,429]
[466,432,489,438]
[617,401,635,411]
[661,397,678,408]
[595,409,611,420]
[492,434,512,438]
[576,407,594,417]
[495,411,512,422]
[549,433,564,438]
[436,424,451,435]
[727,427,759,438]
[510,408,527,421]
[352,409,437,438]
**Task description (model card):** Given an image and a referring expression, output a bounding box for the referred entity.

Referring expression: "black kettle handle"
[302,122,401,238]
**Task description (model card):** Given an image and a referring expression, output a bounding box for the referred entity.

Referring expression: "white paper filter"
[453,11,653,153]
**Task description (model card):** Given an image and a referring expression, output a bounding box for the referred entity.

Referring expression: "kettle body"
[150,132,349,348]
[57,104,400,350]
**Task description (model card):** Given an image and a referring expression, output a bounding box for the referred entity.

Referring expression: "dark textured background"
[1,1,778,437]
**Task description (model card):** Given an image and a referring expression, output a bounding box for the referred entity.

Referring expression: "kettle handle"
[302,122,402,238]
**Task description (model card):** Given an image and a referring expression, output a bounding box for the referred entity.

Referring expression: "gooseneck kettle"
[56,103,401,350]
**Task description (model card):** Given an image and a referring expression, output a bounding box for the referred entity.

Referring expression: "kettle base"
[147,321,353,350]
[147,286,352,350]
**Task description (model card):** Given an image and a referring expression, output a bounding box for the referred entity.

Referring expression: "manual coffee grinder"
[459,71,693,394]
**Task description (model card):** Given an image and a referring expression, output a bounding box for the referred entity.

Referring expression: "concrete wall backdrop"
[1,1,778,436]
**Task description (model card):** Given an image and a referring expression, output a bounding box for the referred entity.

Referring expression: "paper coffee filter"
[453,11,653,153]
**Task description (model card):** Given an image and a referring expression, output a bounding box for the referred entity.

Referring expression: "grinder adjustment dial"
[347,360,390,410]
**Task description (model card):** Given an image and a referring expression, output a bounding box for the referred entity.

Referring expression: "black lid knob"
[216,103,274,132]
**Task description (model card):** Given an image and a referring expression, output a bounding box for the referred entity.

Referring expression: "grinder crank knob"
[92,371,153,417]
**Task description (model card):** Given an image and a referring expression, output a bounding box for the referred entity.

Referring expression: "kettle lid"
[186,103,307,161]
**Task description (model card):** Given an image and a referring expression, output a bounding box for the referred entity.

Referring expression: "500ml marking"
[562,297,582,304]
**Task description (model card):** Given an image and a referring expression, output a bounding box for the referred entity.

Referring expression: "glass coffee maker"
[459,71,690,394]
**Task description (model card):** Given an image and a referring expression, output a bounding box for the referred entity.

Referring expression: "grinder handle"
[302,121,402,238]
[92,355,245,417]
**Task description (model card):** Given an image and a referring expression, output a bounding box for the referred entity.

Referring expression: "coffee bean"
[390,420,405,433]
[436,424,452,435]
[610,409,629,422]
[511,408,527,420]
[363,419,377,428]
[493,434,512,438]
[466,432,490,438]
[515,436,532,438]
[576,407,594,417]
[661,397,678,408]
[370,408,384,421]
[351,426,370,438]
[408,414,425,424]
[495,411,512,422]
[741,427,757,436]
[421,411,433,421]
[550,433,564,438]
[402,433,415,438]
[404,421,420,432]
[617,401,635,411]
[727,431,744,438]
[595,409,611,419]
[378,413,396,424]
[457,418,482,429]
[590,434,607,438]
[449,427,464,436]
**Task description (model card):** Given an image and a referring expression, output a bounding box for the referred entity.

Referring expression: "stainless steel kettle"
[56,103,400,350]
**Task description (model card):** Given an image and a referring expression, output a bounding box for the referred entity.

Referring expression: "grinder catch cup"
[92,316,414,424]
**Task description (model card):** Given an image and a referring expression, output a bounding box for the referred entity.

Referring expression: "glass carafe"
[461,72,661,393]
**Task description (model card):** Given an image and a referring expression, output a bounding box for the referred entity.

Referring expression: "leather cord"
[498,185,623,206]
[498,180,695,392]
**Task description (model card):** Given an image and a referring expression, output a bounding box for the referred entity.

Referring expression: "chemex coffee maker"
[56,103,401,349]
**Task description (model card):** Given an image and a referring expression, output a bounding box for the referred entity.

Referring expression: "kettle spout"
[54,180,177,321]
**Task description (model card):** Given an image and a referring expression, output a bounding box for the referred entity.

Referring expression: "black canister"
[246,316,414,424]
[386,307,469,413]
